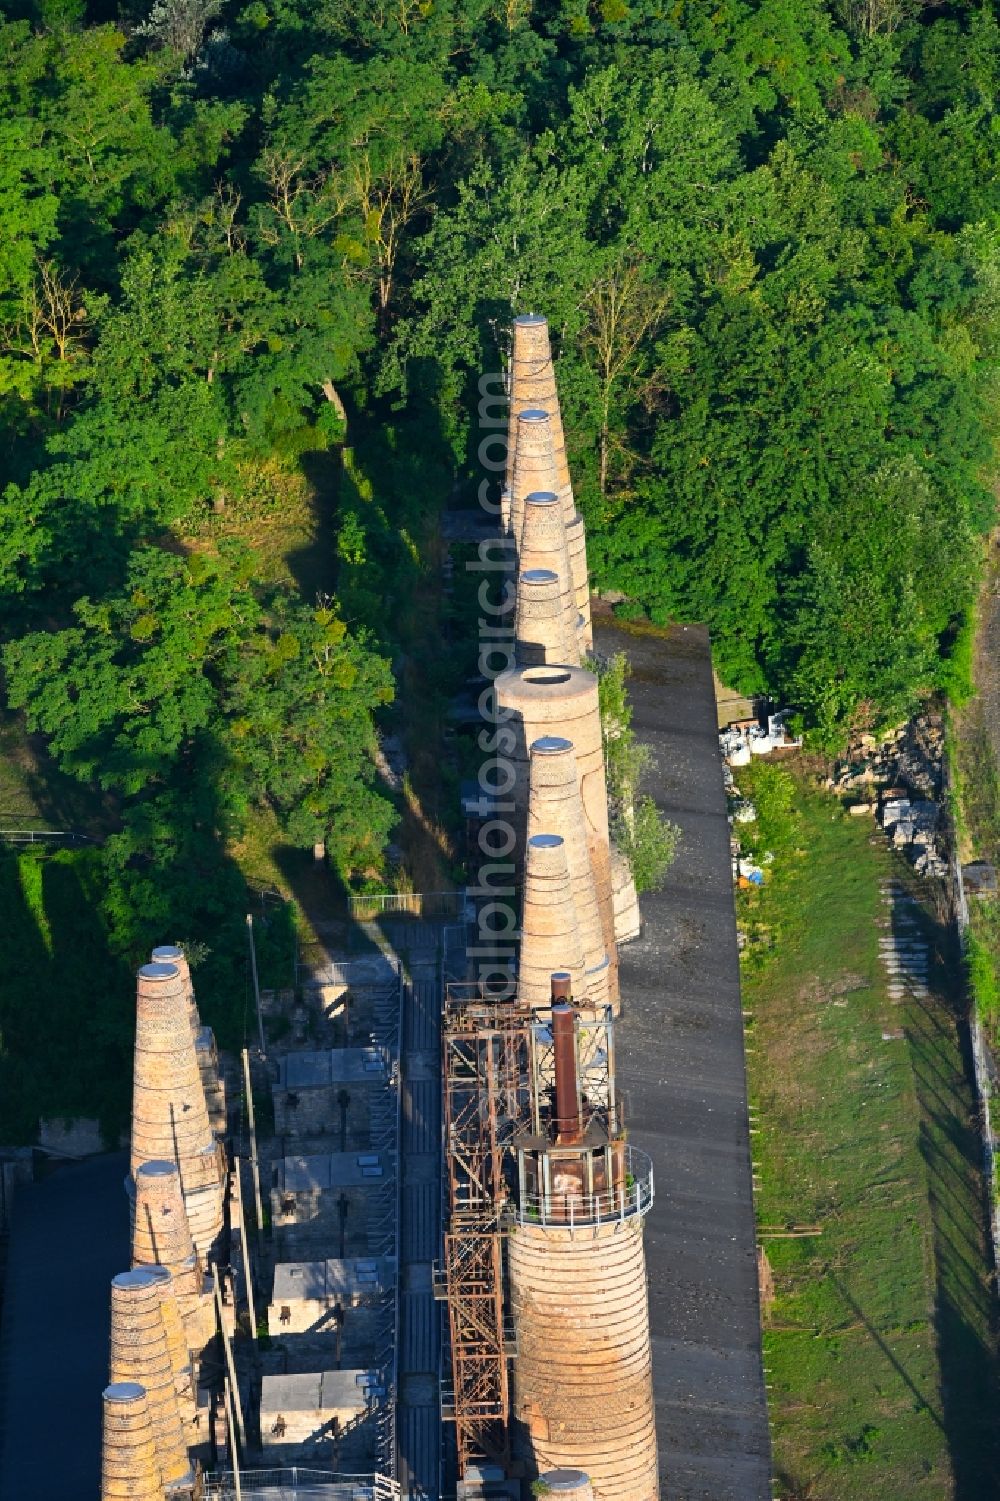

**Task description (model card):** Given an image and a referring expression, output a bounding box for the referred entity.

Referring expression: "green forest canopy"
[3,0,998,730]
[1,0,999,1136]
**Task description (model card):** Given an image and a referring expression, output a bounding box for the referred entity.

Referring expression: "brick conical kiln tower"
[108,1270,194,1494]
[527,736,613,1010]
[495,664,616,982]
[132,1157,215,1353]
[518,834,587,1007]
[507,315,592,651]
[441,974,657,1500]
[150,945,227,1136]
[101,1381,166,1501]
[518,492,580,658]
[507,991,657,1501]
[510,408,559,552]
[515,568,580,668]
[128,961,225,1263]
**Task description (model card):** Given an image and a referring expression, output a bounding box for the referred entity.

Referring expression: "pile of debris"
[828,713,949,881]
[878,795,947,879]
[724,767,771,889]
[720,708,801,766]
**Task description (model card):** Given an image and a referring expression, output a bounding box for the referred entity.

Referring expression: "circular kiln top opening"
[523,668,572,686]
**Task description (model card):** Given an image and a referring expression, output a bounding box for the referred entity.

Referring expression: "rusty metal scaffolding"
[442,1230,507,1470]
[441,990,530,1475]
[528,1006,616,1133]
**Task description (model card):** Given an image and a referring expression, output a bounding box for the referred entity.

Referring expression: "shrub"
[939,607,975,708]
[615,795,681,894]
[597,652,679,890]
[612,600,647,622]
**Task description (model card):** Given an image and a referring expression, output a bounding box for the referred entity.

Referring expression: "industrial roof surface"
[279,1152,388,1191]
[595,618,772,1501]
[272,1256,394,1303]
[278,1048,387,1091]
[260,1370,374,1413]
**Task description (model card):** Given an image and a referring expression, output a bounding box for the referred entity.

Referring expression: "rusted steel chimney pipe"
[552,1003,579,1142]
[550,971,572,1004]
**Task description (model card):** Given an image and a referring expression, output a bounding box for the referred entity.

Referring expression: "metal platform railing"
[202,1470,401,1501]
[509,1145,654,1229]
[0,828,93,846]
[348,891,468,920]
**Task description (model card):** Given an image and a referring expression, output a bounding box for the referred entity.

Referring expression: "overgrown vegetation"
[953,709,1000,1037]
[596,651,680,892]
[951,563,1000,1041]
[0,846,295,1143]
[966,923,1000,1034]
[0,3,998,1117]
[738,761,997,1498]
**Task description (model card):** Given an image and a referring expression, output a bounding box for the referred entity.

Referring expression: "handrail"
[0,828,94,845]
[202,1469,401,1499]
[510,1145,654,1229]
[349,891,466,919]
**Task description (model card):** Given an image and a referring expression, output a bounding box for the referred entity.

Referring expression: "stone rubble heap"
[828,713,949,880]
[878,880,933,1005]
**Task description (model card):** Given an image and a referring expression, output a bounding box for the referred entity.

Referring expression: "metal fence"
[202,1470,401,1501]
[297,953,402,992]
[348,891,468,921]
[509,1145,654,1230]
[0,828,93,846]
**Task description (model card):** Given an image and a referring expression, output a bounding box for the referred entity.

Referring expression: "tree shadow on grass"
[0,849,133,1144]
[900,902,1000,1500]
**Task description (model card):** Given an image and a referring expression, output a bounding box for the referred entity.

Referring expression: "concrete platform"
[269,1256,395,1335]
[260,1368,377,1455]
[278,1048,388,1089]
[272,1256,395,1307]
[595,620,771,1501]
[279,1153,388,1191]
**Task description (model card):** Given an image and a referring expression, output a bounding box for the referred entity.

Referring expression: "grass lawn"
[0,709,119,835]
[0,847,133,1142]
[953,635,1000,1043]
[738,763,997,1501]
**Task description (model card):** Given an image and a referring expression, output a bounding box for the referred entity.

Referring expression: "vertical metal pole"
[528,1024,541,1137]
[242,1048,265,1238]
[605,1007,617,1131]
[234,1166,258,1345]
[223,1375,243,1500]
[246,913,267,1058]
[213,1265,246,1447]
